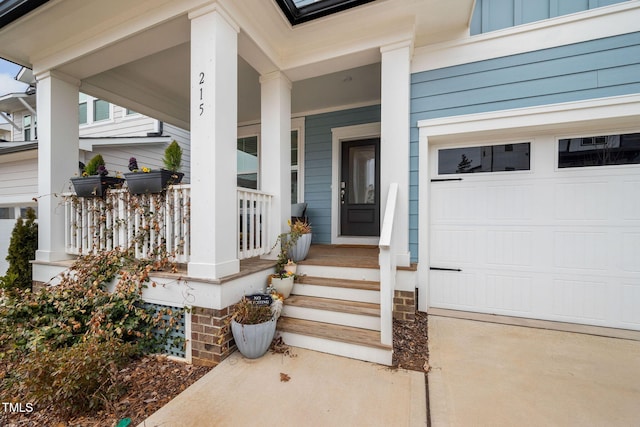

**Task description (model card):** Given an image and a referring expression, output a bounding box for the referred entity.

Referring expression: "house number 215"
[198,72,205,116]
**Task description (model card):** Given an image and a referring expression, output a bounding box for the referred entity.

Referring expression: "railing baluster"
[236,188,273,260]
[64,186,198,263]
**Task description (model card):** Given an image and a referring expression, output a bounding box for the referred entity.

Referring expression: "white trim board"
[331,122,381,245]
[417,94,640,139]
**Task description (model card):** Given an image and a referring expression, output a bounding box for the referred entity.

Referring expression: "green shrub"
[162,140,183,172]
[83,154,106,176]
[1,207,37,292]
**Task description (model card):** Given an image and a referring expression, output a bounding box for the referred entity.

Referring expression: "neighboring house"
[0,68,190,276]
[0,0,638,366]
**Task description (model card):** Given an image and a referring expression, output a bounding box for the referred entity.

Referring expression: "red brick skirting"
[393,290,415,322]
[190,306,236,367]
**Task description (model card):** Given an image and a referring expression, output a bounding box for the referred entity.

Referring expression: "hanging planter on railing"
[124,141,184,194]
[71,154,124,197]
[124,169,184,194]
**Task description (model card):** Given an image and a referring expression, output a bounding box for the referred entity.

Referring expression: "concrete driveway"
[428,316,640,426]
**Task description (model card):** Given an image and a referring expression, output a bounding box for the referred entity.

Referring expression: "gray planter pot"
[124,170,184,194]
[71,176,124,198]
[231,318,276,359]
[288,233,312,262]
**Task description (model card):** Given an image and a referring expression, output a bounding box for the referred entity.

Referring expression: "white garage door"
[429,137,640,331]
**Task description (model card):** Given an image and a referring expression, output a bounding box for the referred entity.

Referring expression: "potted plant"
[269,269,295,299]
[286,219,312,262]
[70,154,124,197]
[228,296,277,359]
[124,140,185,194]
[273,219,312,272]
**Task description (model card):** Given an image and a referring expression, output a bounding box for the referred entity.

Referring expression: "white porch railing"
[378,182,399,347]
[64,185,191,263]
[237,188,273,260]
[64,185,274,264]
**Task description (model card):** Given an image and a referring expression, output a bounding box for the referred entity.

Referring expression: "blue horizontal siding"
[408,31,640,263]
[304,105,381,244]
[471,0,629,35]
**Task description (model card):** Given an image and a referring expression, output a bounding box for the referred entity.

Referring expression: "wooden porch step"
[277,317,391,351]
[296,275,379,291]
[285,295,380,317]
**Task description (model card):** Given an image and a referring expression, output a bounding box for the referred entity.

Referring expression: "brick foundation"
[190,306,236,367]
[393,290,415,322]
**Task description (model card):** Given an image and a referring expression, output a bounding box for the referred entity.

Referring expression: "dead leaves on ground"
[280,372,291,382]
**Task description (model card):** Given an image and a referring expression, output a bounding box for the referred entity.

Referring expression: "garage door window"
[558,132,640,168]
[438,142,530,174]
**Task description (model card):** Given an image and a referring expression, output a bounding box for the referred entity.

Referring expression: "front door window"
[340,138,380,236]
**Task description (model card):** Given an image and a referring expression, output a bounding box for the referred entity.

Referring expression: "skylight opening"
[275,0,377,25]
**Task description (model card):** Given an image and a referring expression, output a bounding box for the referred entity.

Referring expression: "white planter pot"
[271,276,294,299]
[231,318,276,359]
[288,233,312,262]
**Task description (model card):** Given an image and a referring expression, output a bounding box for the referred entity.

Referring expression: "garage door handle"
[430,267,462,272]
[431,178,463,182]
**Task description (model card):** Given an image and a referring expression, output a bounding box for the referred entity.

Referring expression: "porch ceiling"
[0,0,473,128]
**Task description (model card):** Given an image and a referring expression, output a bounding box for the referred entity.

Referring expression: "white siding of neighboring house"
[0,157,38,276]
[78,105,191,183]
[0,157,38,201]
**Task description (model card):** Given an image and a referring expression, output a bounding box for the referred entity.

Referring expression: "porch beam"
[34,70,79,263]
[187,3,240,280]
[380,40,412,267]
[260,71,292,259]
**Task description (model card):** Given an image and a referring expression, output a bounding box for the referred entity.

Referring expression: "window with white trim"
[79,93,88,125]
[236,124,304,202]
[23,115,31,141]
[93,99,110,122]
[237,135,259,189]
[79,93,111,125]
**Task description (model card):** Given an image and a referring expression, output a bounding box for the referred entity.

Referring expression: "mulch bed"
[1,355,213,427]
[3,312,429,426]
[393,311,430,372]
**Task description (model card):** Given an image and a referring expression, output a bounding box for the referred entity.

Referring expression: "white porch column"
[260,71,292,257]
[35,71,79,262]
[380,40,412,267]
[187,4,240,279]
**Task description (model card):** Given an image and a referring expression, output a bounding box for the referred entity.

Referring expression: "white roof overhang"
[0,0,474,127]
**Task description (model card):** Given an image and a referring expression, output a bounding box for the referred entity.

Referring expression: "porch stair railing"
[63,186,273,263]
[378,182,399,347]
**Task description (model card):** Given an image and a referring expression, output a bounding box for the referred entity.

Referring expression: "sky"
[0,58,29,124]
[0,58,28,95]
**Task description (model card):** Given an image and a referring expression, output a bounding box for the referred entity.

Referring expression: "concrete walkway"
[428,316,640,426]
[140,348,426,427]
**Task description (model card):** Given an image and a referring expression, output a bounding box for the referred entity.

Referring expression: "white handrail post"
[379,182,399,346]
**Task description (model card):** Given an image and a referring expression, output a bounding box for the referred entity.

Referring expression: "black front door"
[340,138,380,236]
